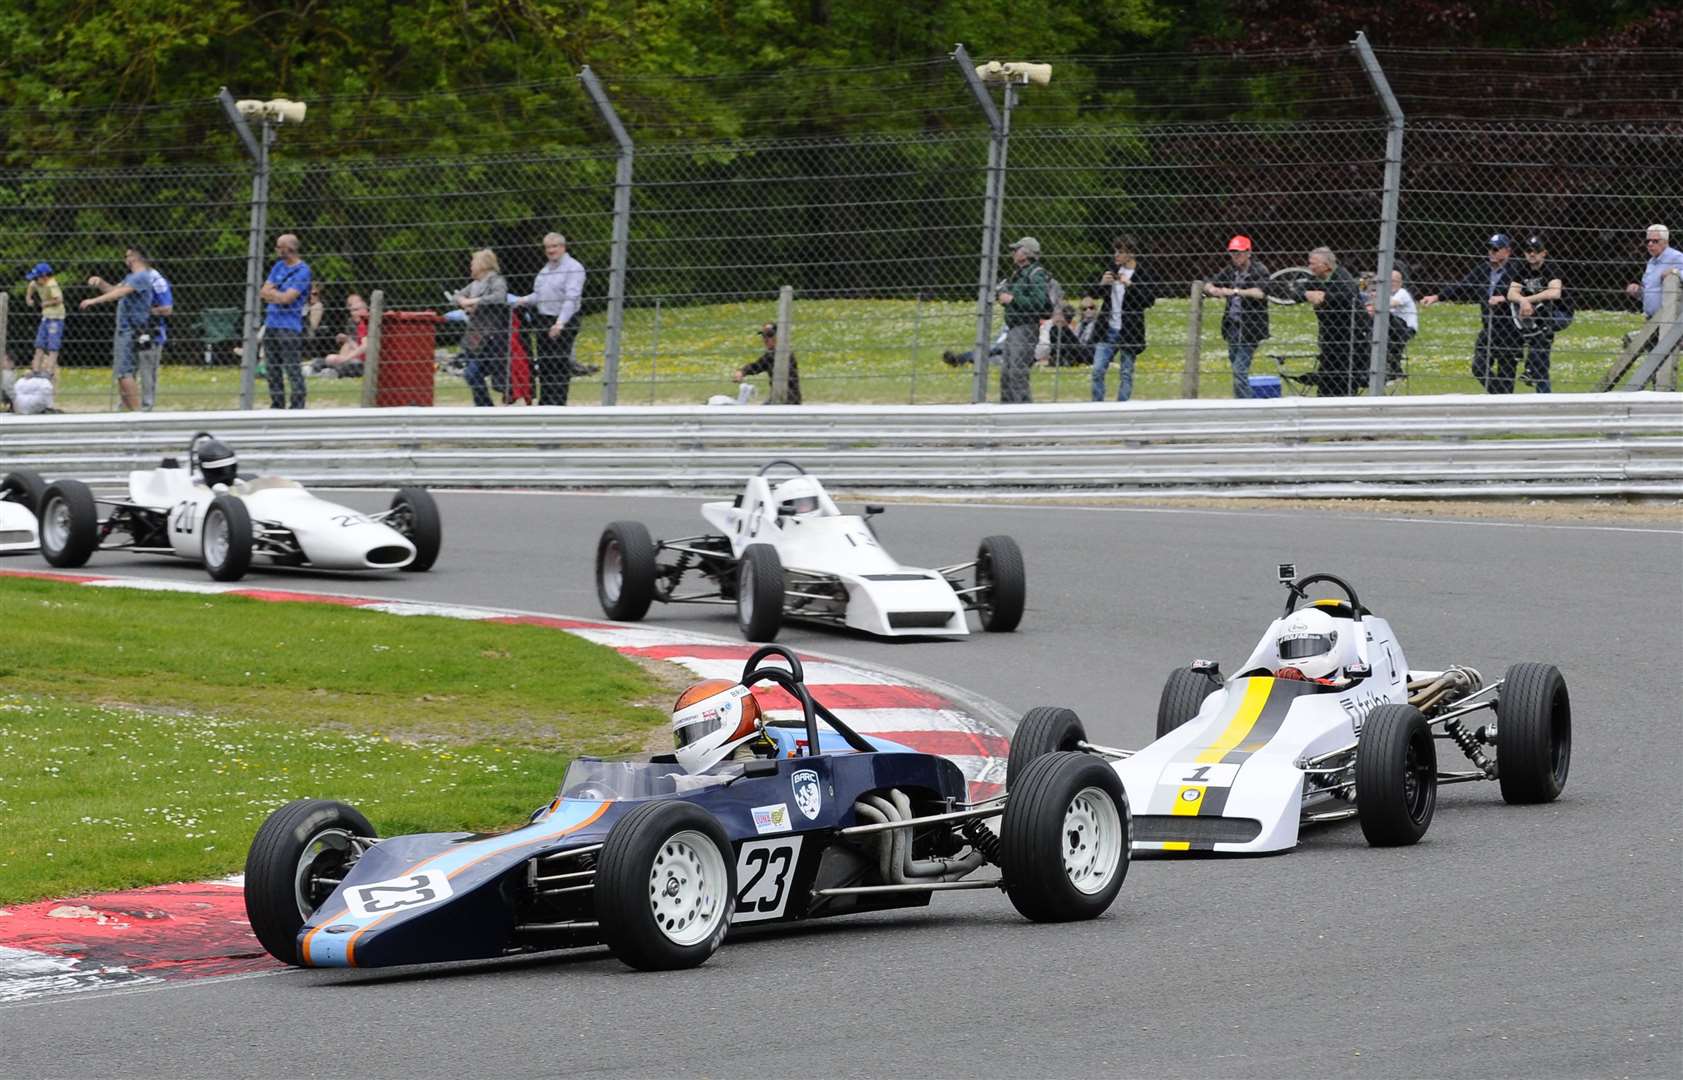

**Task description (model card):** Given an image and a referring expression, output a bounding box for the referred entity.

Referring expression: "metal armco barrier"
[2,393,1679,498]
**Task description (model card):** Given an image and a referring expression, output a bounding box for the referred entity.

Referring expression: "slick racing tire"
[976,534,1026,632]
[1006,706,1088,789]
[202,494,254,582]
[244,798,377,965]
[1356,704,1437,847]
[596,521,657,622]
[1495,662,1571,805]
[596,801,736,971]
[1157,667,1218,739]
[1,469,48,513]
[37,480,99,568]
[1001,752,1130,922]
[390,487,443,572]
[735,544,784,642]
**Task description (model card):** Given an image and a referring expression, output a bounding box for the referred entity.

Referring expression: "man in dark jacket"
[996,236,1053,403]
[735,323,802,404]
[1300,247,1367,397]
[1202,234,1271,398]
[1089,234,1156,401]
[1421,232,1525,394]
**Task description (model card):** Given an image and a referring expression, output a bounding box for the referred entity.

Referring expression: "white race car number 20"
[731,836,804,924]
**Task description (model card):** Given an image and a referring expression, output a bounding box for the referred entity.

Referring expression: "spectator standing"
[996,236,1053,404]
[1506,235,1568,394]
[1300,247,1366,397]
[1202,235,1272,398]
[1625,223,1683,318]
[258,233,312,409]
[454,249,510,408]
[138,260,174,411]
[1421,233,1523,394]
[1089,235,1156,402]
[77,245,154,411]
[22,262,64,381]
[735,323,802,404]
[511,232,585,406]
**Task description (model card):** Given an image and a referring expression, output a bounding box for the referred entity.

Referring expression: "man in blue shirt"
[139,262,174,411]
[1625,224,1683,318]
[78,245,155,412]
[260,233,312,409]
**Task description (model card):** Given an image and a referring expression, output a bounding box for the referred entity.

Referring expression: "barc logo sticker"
[344,870,453,918]
[791,768,822,820]
[751,802,792,834]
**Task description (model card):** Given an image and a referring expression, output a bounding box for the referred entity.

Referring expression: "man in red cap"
[1202,235,1272,397]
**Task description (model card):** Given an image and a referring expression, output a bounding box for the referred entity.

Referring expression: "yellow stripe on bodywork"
[1193,678,1272,765]
[1159,784,1205,851]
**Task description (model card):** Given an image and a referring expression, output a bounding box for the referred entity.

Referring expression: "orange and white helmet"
[672,679,765,774]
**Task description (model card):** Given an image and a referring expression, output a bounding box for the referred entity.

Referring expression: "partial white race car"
[1006,565,1570,853]
[0,470,45,554]
[595,460,1025,641]
[36,433,441,582]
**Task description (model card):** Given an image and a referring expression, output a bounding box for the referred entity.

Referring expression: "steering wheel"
[738,645,875,757]
[1281,572,1362,618]
[756,459,807,477]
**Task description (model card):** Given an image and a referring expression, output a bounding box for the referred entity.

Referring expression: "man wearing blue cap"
[1422,233,1525,394]
[23,263,65,382]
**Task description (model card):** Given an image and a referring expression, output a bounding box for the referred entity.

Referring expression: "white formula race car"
[595,461,1025,641]
[0,471,45,554]
[1007,566,1571,853]
[35,433,441,582]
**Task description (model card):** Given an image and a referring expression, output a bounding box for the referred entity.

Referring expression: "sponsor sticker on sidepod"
[751,803,792,834]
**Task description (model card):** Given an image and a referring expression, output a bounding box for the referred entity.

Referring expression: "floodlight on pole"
[975,61,1053,87]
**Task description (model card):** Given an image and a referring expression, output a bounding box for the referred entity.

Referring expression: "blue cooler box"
[1249,374,1281,398]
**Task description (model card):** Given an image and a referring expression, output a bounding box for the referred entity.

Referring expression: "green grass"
[0,577,670,903]
[44,297,1646,411]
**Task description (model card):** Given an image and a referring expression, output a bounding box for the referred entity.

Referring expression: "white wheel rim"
[1062,786,1124,895]
[293,828,355,918]
[738,561,755,623]
[600,542,623,604]
[203,509,229,567]
[42,497,70,551]
[648,829,728,946]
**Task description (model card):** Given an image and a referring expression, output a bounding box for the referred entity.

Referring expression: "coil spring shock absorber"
[1445,717,1496,778]
[961,819,1002,865]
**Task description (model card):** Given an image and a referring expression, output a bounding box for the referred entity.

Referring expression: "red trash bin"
[374,310,444,407]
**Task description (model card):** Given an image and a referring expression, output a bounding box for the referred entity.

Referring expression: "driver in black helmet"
[196,437,239,488]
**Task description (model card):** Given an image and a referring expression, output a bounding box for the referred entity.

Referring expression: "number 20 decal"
[731,836,804,924]
[170,500,197,536]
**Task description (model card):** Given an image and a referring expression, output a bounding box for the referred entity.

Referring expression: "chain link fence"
[2,46,1678,415]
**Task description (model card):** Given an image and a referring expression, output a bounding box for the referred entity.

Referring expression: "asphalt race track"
[3,492,1679,1079]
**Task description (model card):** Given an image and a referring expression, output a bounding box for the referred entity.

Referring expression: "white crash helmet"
[671,680,765,775]
[771,475,825,517]
[1275,607,1349,680]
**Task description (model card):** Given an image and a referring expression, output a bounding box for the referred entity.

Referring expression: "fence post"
[579,67,634,407]
[361,290,385,408]
[219,89,272,412]
[1353,31,1404,398]
[1182,280,1205,398]
[772,286,794,404]
[954,45,1011,405]
[0,292,8,378]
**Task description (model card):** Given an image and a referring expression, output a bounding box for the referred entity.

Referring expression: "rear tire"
[736,544,784,642]
[1496,663,1571,805]
[1356,704,1436,847]
[390,487,442,572]
[1157,667,1218,739]
[976,535,1026,632]
[37,480,99,568]
[202,494,253,582]
[596,521,657,621]
[1001,753,1130,922]
[1,470,47,513]
[243,798,376,965]
[595,801,735,971]
[1006,706,1088,789]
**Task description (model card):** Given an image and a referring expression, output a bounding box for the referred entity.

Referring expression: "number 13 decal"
[732,836,804,924]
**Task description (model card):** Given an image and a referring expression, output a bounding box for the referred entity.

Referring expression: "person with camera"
[79,245,156,412]
[1505,234,1568,393]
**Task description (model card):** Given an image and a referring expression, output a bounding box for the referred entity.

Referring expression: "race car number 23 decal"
[343,870,454,919]
[731,836,804,924]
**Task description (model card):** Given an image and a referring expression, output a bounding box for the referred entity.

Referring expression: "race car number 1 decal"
[731,836,804,924]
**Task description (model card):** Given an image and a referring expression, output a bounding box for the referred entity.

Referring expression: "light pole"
[219,91,306,410]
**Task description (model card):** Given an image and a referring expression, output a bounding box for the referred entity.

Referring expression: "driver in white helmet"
[770,475,826,519]
[669,679,773,789]
[1274,607,1354,685]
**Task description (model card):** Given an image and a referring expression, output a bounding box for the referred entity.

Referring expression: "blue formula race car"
[243,646,1131,972]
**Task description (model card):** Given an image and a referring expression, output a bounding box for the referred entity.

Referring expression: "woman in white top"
[1366,268,1417,383]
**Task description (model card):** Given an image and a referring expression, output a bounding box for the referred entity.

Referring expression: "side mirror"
[742,758,781,778]
[1191,658,1221,677]
[1345,664,1372,680]
[864,504,885,516]
[777,504,796,517]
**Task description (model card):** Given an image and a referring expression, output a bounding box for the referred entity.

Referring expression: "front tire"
[596,521,657,621]
[1006,706,1088,789]
[1496,663,1571,805]
[37,480,99,568]
[1,470,48,513]
[736,544,784,642]
[390,487,443,572]
[595,801,735,971]
[202,494,253,582]
[1001,752,1130,922]
[1157,667,1218,739]
[1356,704,1436,847]
[243,798,376,965]
[976,535,1026,632]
